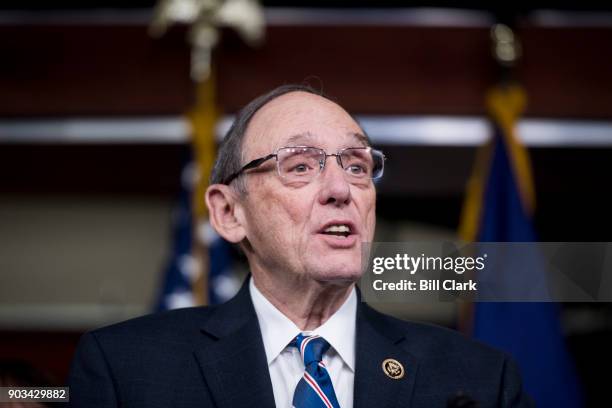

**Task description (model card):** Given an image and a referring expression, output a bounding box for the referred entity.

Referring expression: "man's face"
[238,91,377,285]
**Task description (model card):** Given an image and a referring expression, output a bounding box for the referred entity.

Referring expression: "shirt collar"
[249,278,357,372]
[314,285,357,372]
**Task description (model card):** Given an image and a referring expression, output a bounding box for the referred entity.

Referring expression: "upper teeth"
[325,225,350,233]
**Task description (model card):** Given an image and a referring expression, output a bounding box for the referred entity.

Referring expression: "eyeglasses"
[222,146,386,186]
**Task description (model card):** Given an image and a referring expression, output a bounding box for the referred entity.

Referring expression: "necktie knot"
[292,334,331,367]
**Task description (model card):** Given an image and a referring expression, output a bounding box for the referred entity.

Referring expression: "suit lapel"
[193,279,419,408]
[353,303,419,408]
[194,279,276,408]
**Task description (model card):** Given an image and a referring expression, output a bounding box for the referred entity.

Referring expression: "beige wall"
[0,194,172,330]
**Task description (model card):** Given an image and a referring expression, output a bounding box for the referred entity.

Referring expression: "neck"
[252,273,354,331]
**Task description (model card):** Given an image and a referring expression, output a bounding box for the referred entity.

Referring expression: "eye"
[289,162,314,174]
[346,163,368,176]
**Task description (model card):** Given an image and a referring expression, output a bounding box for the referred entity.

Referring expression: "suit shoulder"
[89,305,218,343]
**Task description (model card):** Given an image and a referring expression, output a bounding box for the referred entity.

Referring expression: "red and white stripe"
[303,371,333,408]
[299,334,321,359]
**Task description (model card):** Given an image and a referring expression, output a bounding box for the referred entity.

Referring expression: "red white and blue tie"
[291,334,341,408]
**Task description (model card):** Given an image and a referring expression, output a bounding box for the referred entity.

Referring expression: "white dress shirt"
[249,279,357,408]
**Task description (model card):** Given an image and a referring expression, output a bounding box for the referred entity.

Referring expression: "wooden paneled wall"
[1,24,611,117]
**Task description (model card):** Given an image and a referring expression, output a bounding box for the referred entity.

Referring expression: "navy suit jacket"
[68,279,532,407]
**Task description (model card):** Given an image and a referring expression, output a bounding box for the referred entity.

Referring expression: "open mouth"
[320,224,352,238]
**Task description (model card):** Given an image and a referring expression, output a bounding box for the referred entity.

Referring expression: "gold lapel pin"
[382,358,405,380]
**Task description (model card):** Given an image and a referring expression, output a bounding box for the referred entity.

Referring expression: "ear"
[205,184,247,244]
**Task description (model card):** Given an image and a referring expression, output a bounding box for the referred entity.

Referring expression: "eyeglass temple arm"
[222,154,277,185]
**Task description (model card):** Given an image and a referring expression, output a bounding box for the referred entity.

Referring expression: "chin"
[307,262,363,284]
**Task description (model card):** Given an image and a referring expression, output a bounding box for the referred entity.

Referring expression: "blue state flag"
[461,85,583,407]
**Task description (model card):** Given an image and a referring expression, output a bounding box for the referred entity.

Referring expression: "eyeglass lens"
[276,147,383,183]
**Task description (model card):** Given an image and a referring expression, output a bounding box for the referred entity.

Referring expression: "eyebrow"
[350,132,371,147]
[284,131,370,147]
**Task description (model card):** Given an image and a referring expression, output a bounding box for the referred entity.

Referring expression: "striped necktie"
[291,333,341,408]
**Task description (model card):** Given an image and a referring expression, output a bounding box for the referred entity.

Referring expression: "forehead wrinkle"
[282,131,370,149]
[283,132,316,147]
[243,91,369,160]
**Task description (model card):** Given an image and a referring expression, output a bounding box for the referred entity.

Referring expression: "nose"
[317,156,351,207]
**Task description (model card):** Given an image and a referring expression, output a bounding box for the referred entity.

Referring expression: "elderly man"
[68,85,532,407]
